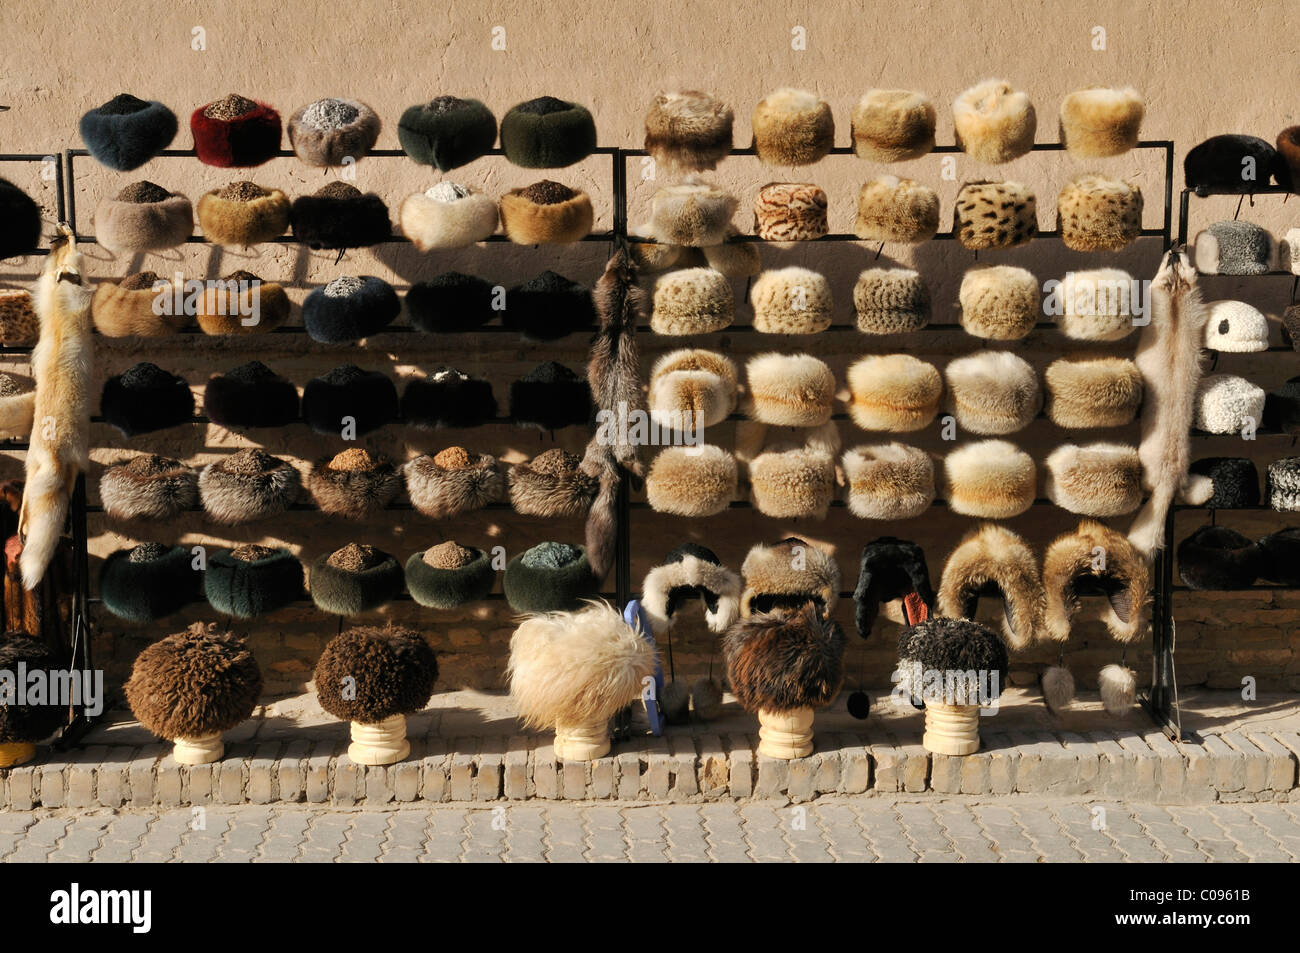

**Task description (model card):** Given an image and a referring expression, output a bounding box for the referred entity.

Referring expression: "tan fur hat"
[1057,268,1138,341]
[1044,357,1143,428]
[499,180,593,244]
[196,181,290,246]
[92,272,188,337]
[0,371,35,440]
[737,420,840,519]
[753,182,828,241]
[644,90,734,173]
[506,448,596,517]
[701,228,762,277]
[752,88,835,166]
[1045,442,1143,517]
[307,448,401,520]
[645,444,738,517]
[1059,87,1144,158]
[952,80,1036,164]
[399,183,499,251]
[1057,175,1142,252]
[957,268,1036,341]
[650,178,737,246]
[745,352,835,426]
[740,537,840,618]
[95,180,193,253]
[0,289,37,346]
[853,268,930,334]
[943,440,1036,518]
[851,89,936,162]
[937,524,1043,649]
[943,351,1041,435]
[1043,519,1149,643]
[845,354,942,432]
[194,271,290,335]
[954,181,1037,249]
[750,267,833,334]
[842,443,934,519]
[648,349,738,431]
[853,175,940,243]
[628,223,684,273]
[651,267,734,334]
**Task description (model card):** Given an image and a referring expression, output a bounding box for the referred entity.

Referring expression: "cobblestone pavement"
[2,798,1299,862]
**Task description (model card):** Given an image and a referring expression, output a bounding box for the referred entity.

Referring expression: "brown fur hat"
[0,288,38,346]
[1044,357,1143,428]
[851,89,936,162]
[314,624,437,722]
[198,448,301,525]
[194,271,291,335]
[1057,268,1139,341]
[499,180,593,244]
[404,447,504,519]
[937,523,1043,650]
[723,603,845,714]
[99,453,199,521]
[745,352,835,426]
[651,267,734,334]
[750,267,833,334]
[196,181,290,246]
[740,537,840,618]
[952,80,1036,164]
[651,178,738,246]
[307,448,401,519]
[842,443,934,520]
[737,420,840,519]
[648,349,738,431]
[94,180,193,253]
[701,228,762,277]
[753,182,828,241]
[853,268,931,334]
[954,180,1037,250]
[645,445,738,517]
[958,265,1039,340]
[943,440,1036,518]
[644,90,734,173]
[853,175,940,243]
[288,98,382,167]
[1043,519,1149,643]
[1057,175,1143,252]
[92,272,189,337]
[0,371,35,440]
[1059,87,1144,158]
[399,183,499,251]
[1045,443,1143,517]
[752,88,834,166]
[507,448,598,518]
[845,354,942,432]
[943,351,1041,435]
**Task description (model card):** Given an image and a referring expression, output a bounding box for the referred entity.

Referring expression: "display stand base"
[923,703,980,755]
[554,721,610,761]
[173,733,224,765]
[0,742,36,768]
[757,707,814,759]
[348,715,410,765]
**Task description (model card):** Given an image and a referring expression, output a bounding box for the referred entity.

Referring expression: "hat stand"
[554,720,610,761]
[757,707,814,759]
[172,732,225,765]
[922,703,981,756]
[0,742,36,768]
[348,714,410,766]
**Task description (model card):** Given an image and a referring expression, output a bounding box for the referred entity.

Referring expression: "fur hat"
[1057,175,1142,252]
[315,625,437,722]
[309,543,404,615]
[1042,520,1148,645]
[0,636,70,744]
[204,545,304,618]
[399,183,498,251]
[749,267,833,334]
[503,541,599,612]
[953,181,1037,249]
[91,272,188,337]
[1277,127,1300,190]
[745,352,834,426]
[943,351,1041,435]
[1264,376,1300,435]
[853,176,940,243]
[629,224,684,273]
[853,268,930,334]
[79,93,178,171]
[853,537,933,638]
[1194,221,1274,276]
[508,448,597,517]
[644,445,737,517]
[191,94,281,167]
[723,603,845,714]
[307,448,401,519]
[1281,228,1300,276]
[406,447,505,518]
[500,97,596,168]
[404,542,496,609]
[94,180,193,253]
[1177,525,1260,590]
[644,91,733,172]
[290,182,391,249]
[99,454,199,521]
[401,366,498,428]
[701,229,761,277]
[301,365,398,436]
[0,180,41,260]
[1059,87,1144,158]
[1184,135,1281,193]
[648,349,737,431]
[195,271,290,335]
[1195,374,1265,433]
[203,360,298,429]
[302,275,400,343]
[936,524,1041,649]
[1257,528,1300,585]
[751,88,834,166]
[101,362,194,436]
[842,443,934,520]
[499,180,593,244]
[897,618,1008,707]
[288,98,381,167]
[851,89,935,162]
[753,182,828,241]
[740,537,840,618]
[943,440,1036,518]
[406,271,497,333]
[397,97,497,170]
[100,543,200,622]
[958,266,1039,340]
[1268,457,1300,512]
[0,371,35,440]
[503,270,595,340]
[0,288,38,344]
[1205,300,1269,352]
[738,420,840,519]
[650,179,737,247]
[1285,303,1300,351]
[1044,357,1143,428]
[1058,268,1138,341]
[650,268,734,334]
[952,80,1036,164]
[1045,443,1143,516]
[641,543,741,635]
[199,449,300,525]
[196,181,290,246]
[509,361,592,430]
[1186,457,1260,509]
[845,354,942,432]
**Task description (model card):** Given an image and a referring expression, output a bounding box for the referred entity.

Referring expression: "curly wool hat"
[404,271,496,333]
[753,182,828,241]
[79,93,178,171]
[1195,374,1265,433]
[398,97,497,170]
[399,183,498,251]
[94,180,193,253]
[405,542,496,609]
[407,447,505,518]
[503,270,595,340]
[944,351,1041,435]
[503,541,599,612]
[309,543,404,615]
[195,271,290,335]
[1264,376,1300,435]
[196,180,289,246]
[953,181,1037,250]
[953,80,1036,164]
[1044,356,1143,428]
[509,362,592,430]
[745,352,834,426]
[853,268,930,334]
[203,360,299,429]
[936,524,1042,650]
[749,267,832,334]
[204,545,303,619]
[751,88,834,166]
[1194,221,1274,276]
[199,449,301,525]
[1278,127,1300,191]
[307,448,401,519]
[99,454,198,521]
[1205,300,1269,352]
[1044,443,1143,516]
[641,543,741,635]
[288,98,381,167]
[1186,457,1259,509]
[289,182,391,249]
[500,97,596,168]
[723,603,846,715]
[1042,520,1149,644]
[853,176,940,244]
[740,537,840,618]
[644,445,737,517]
[315,625,437,725]
[101,362,194,437]
[701,229,761,277]
[1184,135,1281,193]
[1057,268,1139,341]
[301,364,398,436]
[644,91,733,173]
[302,275,399,343]
[0,288,38,345]
[1285,304,1300,352]
[0,371,35,440]
[943,440,1037,518]
[1059,87,1144,158]
[842,443,934,520]
[1268,457,1300,512]
[191,94,281,167]
[1257,527,1300,585]
[648,349,737,431]
[737,420,840,519]
[499,180,593,244]
[851,89,935,162]
[507,448,597,518]
[957,266,1039,340]
[853,536,934,638]
[100,542,200,622]
[650,179,737,247]
[650,268,733,334]
[1177,525,1261,590]
[401,366,498,428]
[845,354,942,432]
[0,180,41,260]
[1058,175,1143,252]
[91,272,187,337]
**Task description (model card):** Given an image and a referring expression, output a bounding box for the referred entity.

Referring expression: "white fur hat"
[650,178,738,246]
[842,443,934,519]
[952,80,1036,164]
[943,440,1036,518]
[845,354,942,432]
[1044,443,1143,516]
[958,266,1039,340]
[943,351,1041,435]
[1057,268,1138,341]
[398,183,498,250]
[648,349,738,431]
[1204,300,1270,352]
[1282,228,1300,276]
[651,267,734,334]
[1059,87,1144,158]
[1195,374,1266,434]
[750,266,833,334]
[745,352,835,426]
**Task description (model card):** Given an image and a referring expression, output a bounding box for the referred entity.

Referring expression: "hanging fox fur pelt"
[580,436,620,584]
[19,226,93,590]
[588,245,646,478]
[1128,249,1209,558]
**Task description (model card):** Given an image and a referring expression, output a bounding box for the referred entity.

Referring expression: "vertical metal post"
[611,148,632,608]
[63,149,77,234]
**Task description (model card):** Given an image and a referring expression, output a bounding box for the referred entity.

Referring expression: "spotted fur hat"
[952,80,1036,164]
[196,181,290,246]
[499,180,594,244]
[0,289,37,345]
[1059,87,1144,158]
[309,543,404,615]
[751,88,834,166]
[740,537,840,619]
[94,180,193,253]
[191,93,281,167]
[91,272,188,337]
[943,351,1041,435]
[651,178,738,246]
[854,175,940,243]
[100,543,201,622]
[1044,442,1143,517]
[406,448,506,519]
[98,454,199,522]
[648,349,738,432]
[399,183,499,251]
[405,541,496,609]
[641,543,741,635]
[943,440,1037,518]
[1044,357,1143,428]
[644,91,733,173]
[397,96,497,171]
[205,545,304,619]
[80,93,178,171]
[198,449,301,525]
[750,267,833,334]
[845,354,942,432]
[288,98,381,167]
[851,89,935,162]
[1057,175,1142,252]
[958,266,1039,340]
[203,360,299,429]
[401,366,498,428]
[853,268,930,334]
[290,182,391,249]
[644,445,737,517]
[953,181,1037,250]
[753,182,828,241]
[301,365,399,436]
[651,268,734,334]
[736,420,840,519]
[841,443,935,520]
[307,448,402,519]
[302,275,400,343]
[101,362,194,437]
[500,97,596,168]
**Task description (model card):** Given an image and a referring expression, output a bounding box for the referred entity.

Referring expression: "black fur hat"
[640,543,742,636]
[99,454,199,521]
[896,617,1008,705]
[204,545,304,619]
[509,362,593,430]
[500,97,597,168]
[289,182,391,249]
[307,448,401,519]
[1264,376,1300,435]
[315,625,437,723]
[722,603,846,714]
[101,362,195,437]
[0,635,69,743]
[504,271,595,340]
[203,360,299,429]
[503,541,599,613]
[1177,525,1261,590]
[309,543,404,615]
[1257,527,1300,585]
[1189,457,1260,509]
[1184,135,1282,193]
[398,97,498,171]
[79,93,178,171]
[401,366,498,428]
[301,364,399,436]
[853,537,934,640]
[405,271,497,333]
[100,542,200,622]
[0,179,43,260]
[302,275,400,343]
[404,541,496,609]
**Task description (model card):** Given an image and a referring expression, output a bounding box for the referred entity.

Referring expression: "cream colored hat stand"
[922,703,981,756]
[757,707,814,759]
[554,721,610,761]
[348,714,410,766]
[173,733,224,765]
[0,741,36,768]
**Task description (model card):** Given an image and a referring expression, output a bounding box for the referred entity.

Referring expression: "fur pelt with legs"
[723,603,845,714]
[579,436,621,584]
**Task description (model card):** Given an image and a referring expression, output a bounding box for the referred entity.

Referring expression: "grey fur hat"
[1194,221,1275,276]
[99,454,199,521]
[198,449,301,525]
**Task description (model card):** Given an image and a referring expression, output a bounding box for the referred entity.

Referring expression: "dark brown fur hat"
[508,448,599,518]
[723,603,845,714]
[0,635,69,743]
[644,90,734,172]
[404,448,505,519]
[307,448,401,519]
[314,624,437,723]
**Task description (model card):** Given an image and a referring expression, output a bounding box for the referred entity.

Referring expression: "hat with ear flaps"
[79,93,178,171]
[503,270,595,340]
[853,268,931,334]
[1257,527,1300,585]
[406,447,505,519]
[288,98,381,167]
[943,440,1037,518]
[842,443,934,520]
[853,537,934,639]
[91,272,188,337]
[752,88,835,166]
[648,349,738,431]
[204,545,304,619]
[195,271,290,335]
[1194,221,1274,276]
[309,543,404,615]
[750,267,833,334]
[405,272,496,333]
[0,371,35,440]
[651,267,734,335]
[644,445,738,517]
[644,90,734,173]
[641,543,741,636]
[503,541,600,613]
[94,180,193,253]
[723,602,846,715]
[1184,457,1259,510]
[1058,175,1143,252]
[1177,525,1261,591]
[398,96,497,170]
[853,176,940,243]
[953,80,1036,164]
[650,178,738,247]
[1184,135,1282,193]
[196,181,290,247]
[1045,442,1143,517]
[740,537,840,620]
[1057,268,1139,341]
[499,180,594,244]
[1264,376,1300,435]
[500,97,596,168]
[203,360,299,429]
[307,448,402,519]
[404,541,496,609]
[845,354,942,433]
[745,352,835,427]
[290,182,391,250]
[953,180,1037,250]
[508,448,598,518]
[753,182,828,241]
[0,635,72,753]
[315,625,437,723]
[301,364,399,436]
[736,419,840,520]
[191,94,281,167]
[302,276,400,343]
[0,180,41,260]
[1059,87,1144,158]
[399,182,499,251]
[851,89,935,162]
[958,265,1039,341]
[198,448,301,525]
[1044,357,1143,429]
[509,362,593,431]
[943,351,1041,436]
[936,523,1043,651]
[401,366,498,429]
[1195,374,1265,434]
[100,542,201,622]
[101,362,194,437]
[99,454,198,522]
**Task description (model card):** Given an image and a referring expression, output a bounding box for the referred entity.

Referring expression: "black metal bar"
[1162,142,1174,251]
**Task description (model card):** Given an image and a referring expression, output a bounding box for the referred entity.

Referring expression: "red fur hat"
[191,94,282,167]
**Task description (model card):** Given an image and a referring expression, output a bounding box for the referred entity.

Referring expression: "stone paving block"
[249,742,280,804]
[1219,731,1271,793]
[561,756,588,800]
[218,750,248,805]
[727,735,753,798]
[668,735,699,798]
[812,745,840,796]
[304,741,334,804]
[475,736,504,801]
[834,735,870,794]
[38,762,65,809]
[155,755,183,808]
[393,739,423,803]
[984,733,1017,795]
[66,745,108,809]
[957,748,992,794]
[754,755,789,799]
[363,764,396,804]
[892,736,929,793]
[643,737,671,799]
[533,744,559,800]
[129,745,164,806]
[695,733,728,798]
[421,737,450,803]
[95,753,131,808]
[785,753,816,802]
[930,754,962,794]
[1087,732,1135,798]
[868,738,901,792]
[1058,732,1100,794]
[1200,733,1245,792]
[1140,731,1185,799]
[186,762,214,807]
[616,749,641,800]
[449,737,479,802]
[1113,732,1159,799]
[1255,732,1300,791]
[503,736,531,800]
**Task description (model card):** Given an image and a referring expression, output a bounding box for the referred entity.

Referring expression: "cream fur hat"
[943,351,1041,435]
[845,354,942,432]
[651,267,734,334]
[1059,87,1144,158]
[952,80,1036,164]
[650,177,738,246]
[750,267,833,334]
[737,420,840,519]
[1057,268,1138,341]
[645,445,738,517]
[647,349,738,431]
[943,440,1036,518]
[1204,300,1270,353]
[751,88,835,166]
[1044,443,1143,516]
[1044,357,1143,429]
[853,175,940,243]
[958,266,1039,340]
[1195,374,1265,434]
[398,183,498,251]
[842,443,934,519]
[745,352,835,426]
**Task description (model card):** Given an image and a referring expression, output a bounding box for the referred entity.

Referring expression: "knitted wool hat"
[753,182,828,241]
[301,365,398,436]
[397,97,497,170]
[1044,357,1143,429]
[404,542,496,609]
[641,543,741,635]
[289,182,391,249]
[0,289,37,345]
[307,448,401,519]
[853,536,934,638]
[204,545,303,619]
[842,443,934,520]
[1257,527,1300,585]
[91,272,187,337]
[503,541,599,612]
[953,181,1037,249]
[751,89,834,166]
[936,524,1042,650]
[943,351,1041,435]
[650,179,737,247]
[943,440,1037,518]
[1059,87,1144,158]
[302,275,400,343]
[100,543,200,622]
[851,89,935,162]
[196,181,290,246]
[1194,221,1274,275]
[503,270,595,340]
[203,361,298,429]
[845,354,942,432]
[644,91,733,173]
[198,449,301,525]
[507,448,597,518]
[94,180,193,253]
[853,268,930,334]
[101,362,194,436]
[405,271,496,333]
[749,267,833,334]
[745,352,834,426]
[0,371,35,440]
[309,543,404,615]
[648,349,738,431]
[1177,525,1261,590]
[701,229,761,277]
[1194,374,1265,433]
[402,366,498,428]
[1042,520,1149,643]
[1264,376,1300,435]
[99,454,198,521]
[79,93,178,171]
[0,180,41,260]
[288,98,381,167]
[191,94,281,167]
[1268,457,1300,512]
[853,176,940,244]
[737,420,840,519]
[953,80,1036,164]
[1057,268,1138,341]
[740,537,840,618]
[1187,457,1259,509]
[644,445,737,517]
[509,362,592,430]
[1278,127,1300,191]
[406,448,505,518]
[195,271,290,335]
[1044,442,1143,516]
[1205,300,1270,352]
[651,268,734,334]
[499,180,594,244]
[1184,135,1281,193]
[1057,175,1142,252]
[398,183,498,251]
[958,266,1039,340]
[500,97,596,168]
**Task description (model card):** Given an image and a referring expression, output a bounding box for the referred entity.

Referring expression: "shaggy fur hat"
[896,617,1008,705]
[199,448,301,525]
[650,179,738,247]
[943,351,1041,435]
[641,543,741,635]
[94,180,193,253]
[851,89,935,162]
[853,176,940,243]
[398,97,497,170]
[842,443,934,520]
[1186,457,1259,509]
[508,448,597,517]
[203,360,299,429]
[101,362,194,437]
[943,440,1037,518]
[644,445,737,517]
[503,270,595,340]
[958,266,1039,340]
[738,420,840,519]
[701,230,761,277]
[629,225,684,273]
[1195,374,1265,433]
[288,98,381,167]
[644,91,733,172]
[100,542,200,622]
[651,268,733,334]
[1184,135,1281,193]
[195,271,291,335]
[125,624,262,739]
[1044,357,1143,428]
[509,361,592,430]
[1194,221,1274,276]
[953,80,1036,164]
[301,364,398,436]
[0,636,68,743]
[1045,443,1143,516]
[1177,525,1261,590]
[724,603,845,714]
[399,184,498,251]
[1059,87,1144,158]
[204,546,304,619]
[315,625,437,722]
[648,349,737,431]
[309,543,404,615]
[845,354,942,432]
[1058,268,1138,341]
[1269,457,1300,512]
[405,542,496,609]
[1282,229,1300,276]
[191,94,281,167]
[1057,175,1142,252]
[290,182,391,249]
[500,97,596,168]
[0,180,41,260]
[740,537,840,619]
[80,93,178,171]
[405,271,496,333]
[1257,527,1300,585]
[1205,300,1269,352]
[407,448,505,518]
[401,366,498,428]
[953,181,1037,249]
[753,182,828,241]
[196,181,290,246]
[0,288,38,344]
[91,272,188,337]
[499,180,594,244]
[99,454,198,521]
[749,267,833,334]
[1264,376,1300,435]
[1043,520,1149,643]
[0,371,35,440]
[937,524,1042,649]
[745,352,834,426]
[503,542,599,613]
[1278,127,1300,191]
[302,275,400,343]
[853,268,930,334]
[308,448,401,519]
[751,89,834,166]
[853,537,933,638]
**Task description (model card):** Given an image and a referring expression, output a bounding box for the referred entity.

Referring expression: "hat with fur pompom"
[80,93,178,171]
[845,354,942,432]
[752,88,834,166]
[958,266,1039,340]
[851,89,935,162]
[288,98,381,167]
[398,96,497,170]
[301,364,398,436]
[406,447,505,519]
[644,91,733,173]
[644,445,737,517]
[500,97,596,168]
[936,524,1042,649]
[399,182,498,251]
[1059,87,1144,157]
[191,93,281,167]
[953,80,1036,164]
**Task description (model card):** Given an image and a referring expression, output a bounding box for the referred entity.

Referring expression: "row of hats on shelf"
[1178,525,1300,591]
[1194,220,1300,277]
